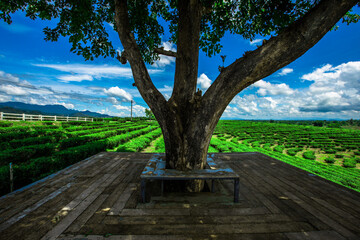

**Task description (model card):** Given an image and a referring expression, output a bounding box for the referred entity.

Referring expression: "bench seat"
[140,154,240,203]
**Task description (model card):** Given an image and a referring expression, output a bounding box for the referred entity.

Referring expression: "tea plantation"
[0,119,359,196]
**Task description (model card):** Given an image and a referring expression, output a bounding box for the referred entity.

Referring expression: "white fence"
[0,112,93,122]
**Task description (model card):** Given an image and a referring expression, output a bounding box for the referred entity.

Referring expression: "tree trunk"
[158,102,219,192]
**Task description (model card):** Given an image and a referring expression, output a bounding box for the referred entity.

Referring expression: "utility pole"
[131,100,133,121]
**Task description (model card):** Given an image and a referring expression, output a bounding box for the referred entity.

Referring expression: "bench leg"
[211,180,215,193]
[161,180,164,196]
[234,178,239,203]
[141,179,146,203]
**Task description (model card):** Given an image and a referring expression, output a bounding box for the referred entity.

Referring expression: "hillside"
[0,102,111,118]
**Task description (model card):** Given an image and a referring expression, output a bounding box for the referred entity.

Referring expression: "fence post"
[77,117,79,121]
[40,115,43,121]
[54,115,57,121]
[10,163,13,192]
[85,118,87,122]
[67,116,69,122]
[0,112,3,120]
[92,118,94,122]
[22,113,25,121]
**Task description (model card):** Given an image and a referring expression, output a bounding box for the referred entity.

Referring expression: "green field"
[0,119,359,196]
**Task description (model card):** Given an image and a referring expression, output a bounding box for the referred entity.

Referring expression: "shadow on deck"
[0,152,359,240]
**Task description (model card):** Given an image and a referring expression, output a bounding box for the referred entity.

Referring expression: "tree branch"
[154,47,177,57]
[170,0,202,106]
[114,0,167,121]
[202,0,358,121]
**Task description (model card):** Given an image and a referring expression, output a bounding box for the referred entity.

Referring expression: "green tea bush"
[303,151,316,160]
[116,128,161,152]
[324,149,336,154]
[8,136,58,149]
[286,149,297,156]
[324,157,335,164]
[343,159,356,168]
[273,145,284,153]
[55,141,107,167]
[335,154,343,158]
[0,121,12,127]
[208,145,218,153]
[0,143,57,165]
[155,137,165,152]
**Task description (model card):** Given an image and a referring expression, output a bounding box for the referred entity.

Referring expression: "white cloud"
[250,39,262,46]
[108,97,119,104]
[298,61,360,113]
[263,97,278,109]
[34,63,134,78]
[114,104,129,111]
[252,80,294,96]
[231,95,259,115]
[34,63,163,81]
[58,74,94,82]
[158,85,173,92]
[0,84,28,95]
[224,61,360,119]
[104,86,132,102]
[57,102,74,109]
[0,71,20,82]
[133,104,146,117]
[197,73,212,90]
[158,85,173,99]
[278,68,293,76]
[153,42,176,68]
[0,93,11,102]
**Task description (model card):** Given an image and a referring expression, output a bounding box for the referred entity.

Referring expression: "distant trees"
[145,108,155,121]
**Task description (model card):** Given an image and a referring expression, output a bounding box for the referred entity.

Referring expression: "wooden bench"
[140,154,240,203]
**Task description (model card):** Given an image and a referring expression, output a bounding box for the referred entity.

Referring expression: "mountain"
[0,102,111,118]
[0,106,43,115]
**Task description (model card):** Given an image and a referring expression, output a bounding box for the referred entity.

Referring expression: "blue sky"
[0,8,359,120]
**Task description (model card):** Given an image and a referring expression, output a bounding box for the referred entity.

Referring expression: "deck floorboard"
[0,152,359,240]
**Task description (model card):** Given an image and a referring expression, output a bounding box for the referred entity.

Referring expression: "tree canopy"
[1,0,359,62]
[1,0,359,178]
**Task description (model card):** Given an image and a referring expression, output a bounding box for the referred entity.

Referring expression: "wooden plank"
[83,222,313,235]
[0,183,72,232]
[65,194,109,233]
[251,157,360,228]
[190,207,269,216]
[108,183,137,215]
[40,157,128,240]
[258,153,360,210]
[230,162,284,214]
[284,191,358,239]
[103,214,296,225]
[233,161,328,231]
[285,230,347,240]
[82,162,142,227]
[58,159,125,215]
[0,153,119,226]
[120,208,191,216]
[246,159,359,239]
[0,152,108,218]
[58,235,190,240]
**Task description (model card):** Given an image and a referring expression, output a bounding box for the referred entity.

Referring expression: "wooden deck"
[0,152,360,240]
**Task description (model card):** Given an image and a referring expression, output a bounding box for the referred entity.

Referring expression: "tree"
[145,108,155,120]
[1,0,359,191]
